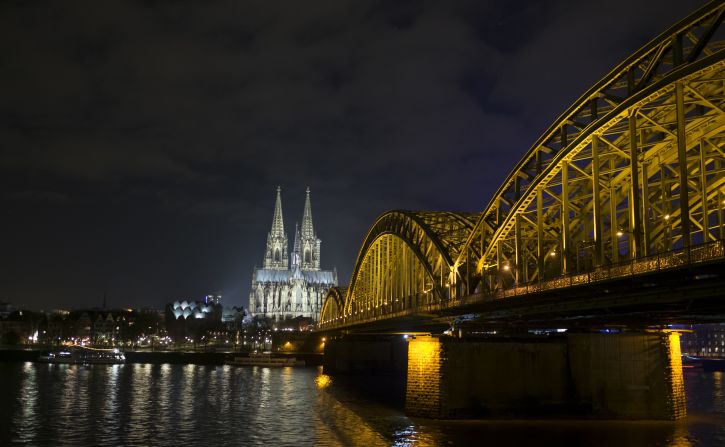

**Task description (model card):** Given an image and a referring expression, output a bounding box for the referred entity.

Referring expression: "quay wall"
[0,349,323,366]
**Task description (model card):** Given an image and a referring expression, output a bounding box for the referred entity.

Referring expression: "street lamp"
[499,262,516,288]
[575,239,596,273]
[542,247,560,280]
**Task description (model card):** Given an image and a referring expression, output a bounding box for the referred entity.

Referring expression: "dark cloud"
[7,190,71,205]
[0,0,708,310]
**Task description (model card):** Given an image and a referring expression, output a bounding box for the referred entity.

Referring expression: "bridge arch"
[454,2,725,296]
[340,211,478,322]
[320,287,346,326]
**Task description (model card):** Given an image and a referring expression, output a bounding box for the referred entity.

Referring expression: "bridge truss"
[320,2,725,330]
[320,211,477,326]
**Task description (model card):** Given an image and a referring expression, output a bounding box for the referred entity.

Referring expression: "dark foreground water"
[1,362,725,446]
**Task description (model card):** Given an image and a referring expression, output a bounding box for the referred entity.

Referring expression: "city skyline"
[0,0,707,310]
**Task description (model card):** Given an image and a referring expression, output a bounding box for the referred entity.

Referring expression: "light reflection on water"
[1,363,725,446]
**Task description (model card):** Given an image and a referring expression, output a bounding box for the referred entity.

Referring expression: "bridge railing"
[453,238,725,306]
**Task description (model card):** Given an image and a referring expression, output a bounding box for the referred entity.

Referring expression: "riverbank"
[0,348,323,365]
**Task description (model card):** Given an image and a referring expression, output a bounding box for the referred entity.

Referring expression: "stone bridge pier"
[325,331,686,420]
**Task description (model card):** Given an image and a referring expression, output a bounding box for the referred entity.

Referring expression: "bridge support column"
[322,335,409,405]
[323,335,408,375]
[405,332,685,420]
[405,335,444,417]
[568,331,685,420]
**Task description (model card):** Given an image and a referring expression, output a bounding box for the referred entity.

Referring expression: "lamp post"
[615,228,632,260]
[500,262,516,289]
[543,247,559,280]
[663,213,673,251]
[575,239,596,273]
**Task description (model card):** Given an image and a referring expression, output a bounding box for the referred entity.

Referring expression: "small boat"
[38,346,126,364]
[226,352,305,367]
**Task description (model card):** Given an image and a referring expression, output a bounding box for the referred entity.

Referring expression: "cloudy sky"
[0,0,708,310]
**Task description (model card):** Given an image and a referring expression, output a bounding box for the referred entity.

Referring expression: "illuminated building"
[249,187,337,323]
[681,324,725,358]
[169,300,215,319]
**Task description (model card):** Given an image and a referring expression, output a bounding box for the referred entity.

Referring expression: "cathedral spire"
[301,187,314,239]
[299,187,321,271]
[264,186,289,270]
[291,222,301,268]
[271,186,285,238]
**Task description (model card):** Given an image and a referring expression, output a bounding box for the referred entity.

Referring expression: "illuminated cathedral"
[249,187,337,323]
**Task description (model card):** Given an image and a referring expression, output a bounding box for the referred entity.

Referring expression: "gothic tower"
[291,222,301,269]
[299,187,322,271]
[263,186,289,270]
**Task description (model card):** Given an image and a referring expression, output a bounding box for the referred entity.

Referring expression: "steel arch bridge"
[319,211,478,327]
[320,2,725,330]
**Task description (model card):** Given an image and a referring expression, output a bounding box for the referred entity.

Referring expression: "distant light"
[502,264,510,271]
[616,230,624,237]
[403,334,409,339]
[664,214,670,220]
[550,251,556,257]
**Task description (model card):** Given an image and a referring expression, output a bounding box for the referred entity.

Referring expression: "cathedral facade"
[249,187,337,323]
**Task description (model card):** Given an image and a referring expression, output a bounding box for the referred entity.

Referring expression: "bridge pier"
[322,334,409,406]
[405,331,685,420]
[323,334,408,375]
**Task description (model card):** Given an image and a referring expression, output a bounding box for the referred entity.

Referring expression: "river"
[1,362,724,446]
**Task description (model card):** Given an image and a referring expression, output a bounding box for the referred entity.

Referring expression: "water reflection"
[157,364,172,441]
[3,363,725,446]
[314,387,389,446]
[127,364,151,445]
[315,374,332,389]
[713,371,723,407]
[15,362,38,444]
[98,364,121,443]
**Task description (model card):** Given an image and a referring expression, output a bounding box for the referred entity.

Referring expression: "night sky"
[1,0,707,311]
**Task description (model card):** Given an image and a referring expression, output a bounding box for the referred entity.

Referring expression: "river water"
[1,362,724,446]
